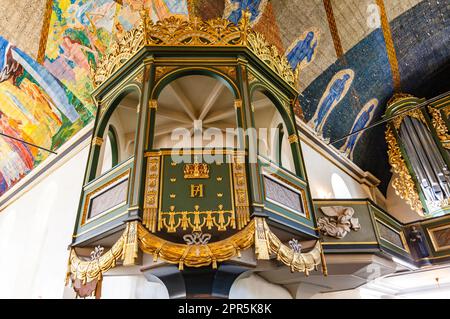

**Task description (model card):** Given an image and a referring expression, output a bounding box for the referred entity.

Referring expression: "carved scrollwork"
[93,11,296,88]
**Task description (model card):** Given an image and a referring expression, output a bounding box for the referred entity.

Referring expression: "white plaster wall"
[229,274,293,299]
[0,146,89,298]
[300,140,371,199]
[101,275,169,299]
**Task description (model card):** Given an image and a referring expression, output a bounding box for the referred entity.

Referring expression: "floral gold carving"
[254,218,324,274]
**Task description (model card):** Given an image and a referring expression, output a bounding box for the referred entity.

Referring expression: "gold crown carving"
[183,162,210,179]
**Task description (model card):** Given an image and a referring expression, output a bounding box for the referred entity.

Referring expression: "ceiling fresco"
[0,0,449,197]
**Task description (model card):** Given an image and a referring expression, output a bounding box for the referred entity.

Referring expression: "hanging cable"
[0,132,57,154]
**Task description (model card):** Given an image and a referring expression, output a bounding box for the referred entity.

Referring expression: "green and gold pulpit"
[67,11,326,298]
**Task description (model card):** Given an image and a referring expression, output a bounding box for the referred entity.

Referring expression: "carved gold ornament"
[158,205,236,233]
[392,108,427,130]
[93,24,146,86]
[428,106,450,149]
[91,137,103,147]
[67,218,324,292]
[93,12,296,88]
[66,228,126,285]
[288,134,299,144]
[139,220,254,270]
[385,126,424,215]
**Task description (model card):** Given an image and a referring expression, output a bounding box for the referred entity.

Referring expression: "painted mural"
[339,98,378,161]
[0,36,91,196]
[308,69,354,135]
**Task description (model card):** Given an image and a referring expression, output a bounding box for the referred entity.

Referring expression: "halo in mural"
[308,69,354,135]
[339,98,378,160]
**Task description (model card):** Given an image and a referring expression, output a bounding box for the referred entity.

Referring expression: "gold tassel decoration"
[122,221,139,266]
[65,249,73,286]
[95,277,102,299]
